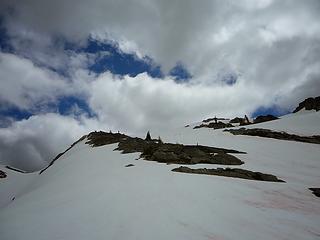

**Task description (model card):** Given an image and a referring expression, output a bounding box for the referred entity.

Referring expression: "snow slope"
[0,111,320,240]
[244,110,320,136]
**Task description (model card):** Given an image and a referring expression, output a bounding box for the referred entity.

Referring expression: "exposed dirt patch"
[0,170,7,179]
[172,166,285,182]
[224,128,320,144]
[309,188,320,197]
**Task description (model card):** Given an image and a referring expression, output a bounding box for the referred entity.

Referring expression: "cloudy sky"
[0,0,319,171]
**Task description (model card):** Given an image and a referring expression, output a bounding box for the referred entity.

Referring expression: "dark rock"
[125,164,135,167]
[224,128,320,144]
[150,150,179,163]
[229,117,244,124]
[202,117,229,123]
[194,121,234,130]
[309,188,320,197]
[293,96,320,113]
[172,166,285,182]
[97,131,246,165]
[239,115,251,126]
[116,137,149,154]
[86,131,127,147]
[0,170,7,178]
[41,131,246,174]
[6,166,26,173]
[145,131,152,141]
[253,115,279,124]
[211,153,244,165]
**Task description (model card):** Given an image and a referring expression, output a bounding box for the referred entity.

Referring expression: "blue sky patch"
[251,105,290,118]
[0,20,13,53]
[169,63,192,83]
[0,106,33,122]
[67,38,164,78]
[57,96,95,117]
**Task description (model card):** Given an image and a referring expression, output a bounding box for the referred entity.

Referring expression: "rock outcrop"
[293,96,320,113]
[194,121,234,130]
[229,117,244,124]
[172,166,285,182]
[309,188,320,197]
[114,135,245,165]
[253,114,278,124]
[85,131,246,165]
[224,128,320,144]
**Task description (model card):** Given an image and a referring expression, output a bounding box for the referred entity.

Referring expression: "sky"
[0,0,320,171]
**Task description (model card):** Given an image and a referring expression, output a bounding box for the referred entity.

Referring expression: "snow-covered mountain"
[0,101,320,240]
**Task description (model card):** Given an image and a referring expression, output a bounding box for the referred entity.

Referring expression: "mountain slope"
[0,111,320,240]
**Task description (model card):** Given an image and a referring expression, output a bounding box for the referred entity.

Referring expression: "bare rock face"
[293,96,320,113]
[253,115,278,124]
[0,170,7,179]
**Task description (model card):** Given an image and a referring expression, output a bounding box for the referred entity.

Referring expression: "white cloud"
[88,72,265,135]
[0,52,69,109]
[0,0,320,171]
[0,113,103,172]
